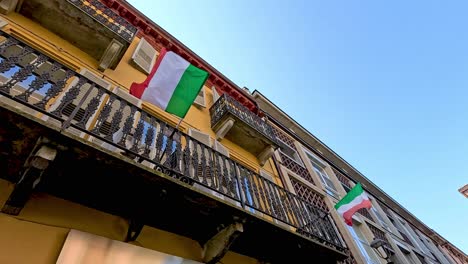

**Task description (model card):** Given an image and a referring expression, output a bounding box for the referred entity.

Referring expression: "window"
[193,87,206,107]
[347,222,381,264]
[398,219,432,255]
[280,144,303,165]
[306,152,339,198]
[131,38,157,74]
[370,206,391,231]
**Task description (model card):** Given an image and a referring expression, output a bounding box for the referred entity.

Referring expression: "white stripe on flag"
[141,52,190,110]
[336,192,369,214]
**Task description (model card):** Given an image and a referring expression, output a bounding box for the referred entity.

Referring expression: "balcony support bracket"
[258,145,275,166]
[202,222,243,264]
[2,142,57,215]
[215,118,235,140]
[125,219,144,242]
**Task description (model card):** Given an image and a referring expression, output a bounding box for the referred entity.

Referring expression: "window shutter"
[193,87,206,107]
[131,38,157,74]
[212,86,220,102]
[214,140,229,157]
[79,68,112,90]
[188,128,211,147]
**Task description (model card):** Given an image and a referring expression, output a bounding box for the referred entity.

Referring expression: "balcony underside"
[214,113,275,157]
[17,0,133,70]
[0,103,346,263]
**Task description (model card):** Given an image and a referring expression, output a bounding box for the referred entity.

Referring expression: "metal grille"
[280,152,315,185]
[290,177,327,211]
[333,168,352,189]
[272,125,296,149]
[357,208,374,222]
[368,223,388,243]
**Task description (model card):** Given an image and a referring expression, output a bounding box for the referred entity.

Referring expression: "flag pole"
[169,116,183,139]
[158,116,183,163]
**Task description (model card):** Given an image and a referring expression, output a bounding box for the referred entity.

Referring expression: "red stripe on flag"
[342,199,372,226]
[130,48,168,99]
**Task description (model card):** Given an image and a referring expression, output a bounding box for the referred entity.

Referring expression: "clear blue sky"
[128,0,468,252]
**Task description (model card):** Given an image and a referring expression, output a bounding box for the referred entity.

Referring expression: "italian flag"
[334,183,372,226]
[130,48,209,118]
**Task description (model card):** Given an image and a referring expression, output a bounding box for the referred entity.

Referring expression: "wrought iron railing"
[210,93,280,146]
[0,31,345,252]
[67,0,137,43]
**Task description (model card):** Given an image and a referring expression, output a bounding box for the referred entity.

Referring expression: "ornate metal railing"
[67,0,137,43]
[0,31,345,252]
[210,93,280,146]
[368,224,389,243]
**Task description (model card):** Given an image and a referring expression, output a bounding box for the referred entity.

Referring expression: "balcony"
[12,0,137,70]
[0,31,347,263]
[210,94,279,165]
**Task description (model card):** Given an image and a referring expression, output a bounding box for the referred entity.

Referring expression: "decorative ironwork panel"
[280,152,315,185]
[209,93,280,146]
[290,177,327,211]
[271,125,295,149]
[357,208,374,222]
[67,0,137,43]
[368,223,388,243]
[333,168,352,189]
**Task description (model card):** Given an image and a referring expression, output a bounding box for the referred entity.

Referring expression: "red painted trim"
[100,0,258,113]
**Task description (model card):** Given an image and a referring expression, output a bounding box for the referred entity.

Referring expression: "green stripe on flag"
[334,182,364,209]
[165,64,209,118]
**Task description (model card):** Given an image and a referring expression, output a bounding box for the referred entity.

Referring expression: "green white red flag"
[130,48,209,118]
[334,182,372,226]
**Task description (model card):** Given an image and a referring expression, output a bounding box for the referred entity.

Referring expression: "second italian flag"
[130,48,209,118]
[334,182,372,226]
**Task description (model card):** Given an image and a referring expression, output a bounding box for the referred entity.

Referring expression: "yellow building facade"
[0,1,465,264]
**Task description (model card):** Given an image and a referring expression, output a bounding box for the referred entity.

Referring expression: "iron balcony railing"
[210,93,280,146]
[67,0,137,43]
[0,30,345,253]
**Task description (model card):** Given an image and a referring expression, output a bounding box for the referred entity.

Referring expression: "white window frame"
[370,202,392,232]
[397,217,431,255]
[347,222,381,264]
[278,143,304,166]
[304,149,340,199]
